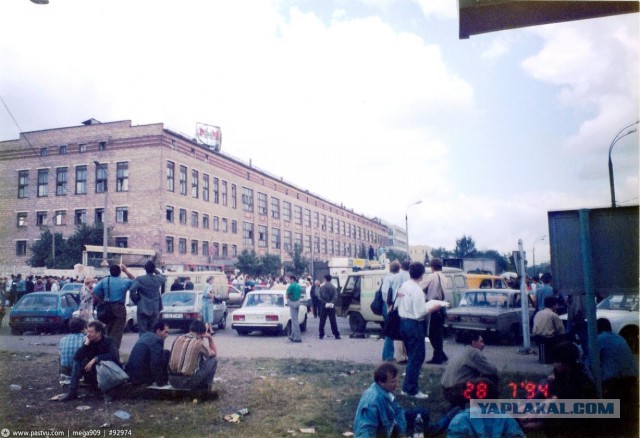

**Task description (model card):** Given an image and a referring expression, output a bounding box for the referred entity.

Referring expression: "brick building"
[0,119,388,271]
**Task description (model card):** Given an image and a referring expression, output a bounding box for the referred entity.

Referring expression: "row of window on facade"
[166,161,380,244]
[17,163,128,198]
[164,237,237,259]
[38,141,107,158]
[15,235,127,257]
[16,208,128,228]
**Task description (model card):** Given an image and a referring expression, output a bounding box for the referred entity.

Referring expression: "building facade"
[384,222,408,256]
[0,120,389,271]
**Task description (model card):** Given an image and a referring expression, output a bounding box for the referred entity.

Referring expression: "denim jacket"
[354,382,406,438]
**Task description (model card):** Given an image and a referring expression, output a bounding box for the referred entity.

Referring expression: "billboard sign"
[196,122,222,151]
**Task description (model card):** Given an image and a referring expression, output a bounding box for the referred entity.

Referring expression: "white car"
[71,291,138,332]
[226,285,244,307]
[231,290,307,336]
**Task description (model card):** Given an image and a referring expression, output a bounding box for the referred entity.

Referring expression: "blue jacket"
[447,407,524,438]
[354,383,406,438]
[597,331,638,382]
[125,332,168,385]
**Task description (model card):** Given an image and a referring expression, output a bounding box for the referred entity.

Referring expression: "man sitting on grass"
[168,320,218,391]
[125,320,170,386]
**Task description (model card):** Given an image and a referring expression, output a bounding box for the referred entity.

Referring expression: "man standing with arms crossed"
[318,274,341,340]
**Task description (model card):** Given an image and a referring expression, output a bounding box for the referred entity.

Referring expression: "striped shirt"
[169,333,211,376]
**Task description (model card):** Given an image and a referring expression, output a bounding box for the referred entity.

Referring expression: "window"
[191,212,199,227]
[95,208,104,224]
[257,192,267,216]
[243,222,254,246]
[55,167,67,196]
[231,220,238,234]
[179,209,187,225]
[231,184,237,209]
[314,236,320,253]
[116,162,129,192]
[36,211,47,227]
[75,166,87,194]
[329,240,334,255]
[191,240,198,255]
[40,147,48,157]
[179,238,187,254]
[95,163,107,193]
[347,223,351,238]
[115,237,128,248]
[202,241,209,257]
[37,169,49,197]
[17,212,27,228]
[179,165,187,195]
[242,187,254,212]
[271,197,280,219]
[271,228,281,250]
[341,220,346,236]
[213,216,219,232]
[165,237,174,253]
[74,209,87,225]
[213,177,219,204]
[322,238,327,254]
[321,214,327,231]
[294,205,302,225]
[191,170,199,198]
[16,241,27,256]
[18,170,29,198]
[202,214,210,229]
[258,225,267,247]
[98,141,107,151]
[54,210,66,226]
[166,161,175,192]
[304,209,311,227]
[79,144,87,153]
[284,231,292,252]
[304,235,311,253]
[221,218,228,233]
[222,244,228,257]
[59,145,67,155]
[294,233,303,249]
[166,206,174,223]
[213,242,220,257]
[328,217,334,233]
[202,174,209,201]
[221,180,228,206]
[231,244,237,257]
[283,201,292,222]
[314,212,319,229]
[116,207,128,223]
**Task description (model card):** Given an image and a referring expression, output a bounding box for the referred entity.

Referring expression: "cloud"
[481,38,510,60]
[414,0,458,20]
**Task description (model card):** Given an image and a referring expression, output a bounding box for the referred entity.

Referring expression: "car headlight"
[479,316,497,325]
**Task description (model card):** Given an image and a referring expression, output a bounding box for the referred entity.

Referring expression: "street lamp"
[405,200,422,260]
[608,121,639,208]
[532,235,546,276]
[94,161,109,267]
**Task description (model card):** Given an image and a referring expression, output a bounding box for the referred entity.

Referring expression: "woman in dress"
[201,276,215,334]
[78,276,95,321]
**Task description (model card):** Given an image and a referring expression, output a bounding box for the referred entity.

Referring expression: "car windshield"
[245,293,284,307]
[162,292,196,306]
[15,295,58,310]
[61,284,82,291]
[597,294,639,311]
[460,291,509,308]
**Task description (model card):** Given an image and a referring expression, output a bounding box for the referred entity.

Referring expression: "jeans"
[105,302,126,353]
[381,305,394,361]
[400,318,426,395]
[137,312,159,336]
[318,305,340,338]
[67,357,98,395]
[288,300,302,341]
[427,310,446,361]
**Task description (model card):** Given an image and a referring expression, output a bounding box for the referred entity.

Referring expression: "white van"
[164,271,228,299]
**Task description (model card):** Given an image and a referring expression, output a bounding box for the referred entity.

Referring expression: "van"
[337,267,469,334]
[466,274,509,291]
[164,271,228,299]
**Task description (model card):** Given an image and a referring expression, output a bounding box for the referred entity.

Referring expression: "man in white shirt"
[396,262,443,399]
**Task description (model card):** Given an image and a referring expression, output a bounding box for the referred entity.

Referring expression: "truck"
[443,258,497,275]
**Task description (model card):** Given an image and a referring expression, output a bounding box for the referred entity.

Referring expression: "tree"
[431,247,451,259]
[288,243,308,277]
[385,249,406,263]
[236,249,261,277]
[454,235,477,258]
[358,243,367,259]
[476,249,510,274]
[28,224,104,269]
[260,254,282,277]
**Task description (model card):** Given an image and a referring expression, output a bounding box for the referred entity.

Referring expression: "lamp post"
[405,200,422,260]
[94,161,109,267]
[532,235,546,276]
[608,121,639,208]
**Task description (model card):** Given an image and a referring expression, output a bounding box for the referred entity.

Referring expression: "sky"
[1,0,638,264]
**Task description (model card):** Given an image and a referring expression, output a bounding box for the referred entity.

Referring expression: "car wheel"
[300,314,308,332]
[620,325,639,354]
[282,321,292,337]
[10,327,23,336]
[236,328,250,336]
[218,312,227,330]
[348,312,366,334]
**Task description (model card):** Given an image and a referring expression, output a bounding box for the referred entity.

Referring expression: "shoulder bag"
[381,293,403,340]
[97,277,116,324]
[96,360,129,392]
[370,281,384,316]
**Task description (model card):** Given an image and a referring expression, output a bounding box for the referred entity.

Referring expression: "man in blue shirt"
[92,264,135,353]
[58,317,86,377]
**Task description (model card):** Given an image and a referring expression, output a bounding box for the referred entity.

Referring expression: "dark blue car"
[9,292,79,335]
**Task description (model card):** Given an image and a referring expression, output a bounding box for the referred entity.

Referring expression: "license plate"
[25,317,44,322]
[461,316,480,323]
[163,313,182,319]
[247,315,265,321]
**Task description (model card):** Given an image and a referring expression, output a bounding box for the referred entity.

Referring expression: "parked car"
[9,291,79,335]
[594,293,638,353]
[466,274,509,290]
[231,290,307,336]
[446,289,534,345]
[227,285,244,307]
[160,290,227,332]
[60,282,83,299]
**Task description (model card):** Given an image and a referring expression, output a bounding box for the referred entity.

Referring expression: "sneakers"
[401,391,429,399]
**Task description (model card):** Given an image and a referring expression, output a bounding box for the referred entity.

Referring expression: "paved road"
[0,311,551,376]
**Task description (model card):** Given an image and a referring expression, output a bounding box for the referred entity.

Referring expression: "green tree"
[431,247,451,259]
[260,253,282,277]
[236,249,261,277]
[288,243,308,277]
[359,243,367,259]
[28,229,64,268]
[59,224,105,269]
[476,249,510,274]
[385,249,406,263]
[454,235,477,258]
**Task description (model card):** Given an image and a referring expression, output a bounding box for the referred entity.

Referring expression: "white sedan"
[231,290,307,336]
